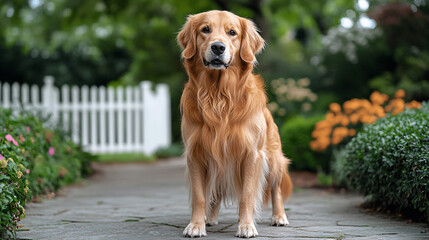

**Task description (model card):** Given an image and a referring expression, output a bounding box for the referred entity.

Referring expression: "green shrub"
[0,109,94,237]
[281,115,331,172]
[342,103,429,221]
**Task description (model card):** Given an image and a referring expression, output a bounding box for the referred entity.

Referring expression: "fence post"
[141,81,171,154]
[157,84,171,148]
[2,83,10,109]
[141,81,155,154]
[11,82,20,113]
[42,76,56,121]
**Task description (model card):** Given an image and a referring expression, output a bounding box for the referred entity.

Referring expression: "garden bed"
[0,109,94,238]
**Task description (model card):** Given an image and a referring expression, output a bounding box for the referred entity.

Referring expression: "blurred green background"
[1,0,428,159]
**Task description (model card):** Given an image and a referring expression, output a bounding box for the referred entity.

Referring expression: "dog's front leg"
[183,159,207,238]
[236,158,260,238]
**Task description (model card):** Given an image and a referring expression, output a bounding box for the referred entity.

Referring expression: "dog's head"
[178,10,265,70]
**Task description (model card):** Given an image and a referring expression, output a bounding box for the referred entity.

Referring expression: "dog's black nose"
[211,42,225,55]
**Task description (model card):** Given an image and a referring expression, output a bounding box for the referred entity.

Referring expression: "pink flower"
[26,169,30,174]
[48,147,55,156]
[26,126,30,132]
[5,134,18,146]
[0,154,4,160]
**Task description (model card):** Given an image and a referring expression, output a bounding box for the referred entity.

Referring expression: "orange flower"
[394,89,406,98]
[315,120,332,129]
[332,136,343,145]
[360,99,372,110]
[326,112,335,122]
[392,109,402,115]
[329,103,341,113]
[373,105,386,118]
[312,128,331,138]
[318,137,331,150]
[355,108,367,117]
[391,98,405,108]
[333,113,345,125]
[310,137,330,151]
[388,98,405,115]
[405,100,421,109]
[350,113,360,124]
[343,99,360,114]
[385,104,393,112]
[348,129,356,136]
[360,114,377,124]
[340,116,350,126]
[332,127,349,138]
[370,91,389,105]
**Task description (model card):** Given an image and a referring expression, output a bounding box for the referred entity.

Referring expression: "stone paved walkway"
[17,158,428,240]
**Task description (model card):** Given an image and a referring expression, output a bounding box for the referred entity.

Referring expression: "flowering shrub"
[268,78,318,119]
[342,103,429,221]
[310,90,421,151]
[0,139,30,239]
[321,26,382,64]
[0,109,94,237]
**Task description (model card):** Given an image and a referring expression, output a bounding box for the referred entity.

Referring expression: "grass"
[97,153,156,163]
[154,143,183,158]
[96,143,183,163]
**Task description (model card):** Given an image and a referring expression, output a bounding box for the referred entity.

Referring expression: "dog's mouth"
[203,58,231,69]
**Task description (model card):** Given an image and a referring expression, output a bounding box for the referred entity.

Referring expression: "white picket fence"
[0,76,171,154]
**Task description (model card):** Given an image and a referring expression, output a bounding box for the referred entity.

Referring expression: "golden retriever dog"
[177,10,292,238]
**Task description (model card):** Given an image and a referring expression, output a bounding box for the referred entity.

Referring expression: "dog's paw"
[206,219,218,226]
[183,222,207,238]
[236,223,258,238]
[271,214,289,226]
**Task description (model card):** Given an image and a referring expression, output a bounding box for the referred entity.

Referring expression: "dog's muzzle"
[203,42,231,69]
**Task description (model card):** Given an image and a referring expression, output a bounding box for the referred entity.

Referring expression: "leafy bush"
[342,103,429,221]
[281,115,330,172]
[0,141,29,239]
[0,109,94,237]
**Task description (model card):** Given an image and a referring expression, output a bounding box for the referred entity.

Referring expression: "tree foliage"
[1,0,428,141]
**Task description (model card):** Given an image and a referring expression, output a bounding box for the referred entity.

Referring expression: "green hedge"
[281,115,331,172]
[0,109,94,237]
[342,103,429,221]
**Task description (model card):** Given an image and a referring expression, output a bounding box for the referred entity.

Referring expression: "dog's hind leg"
[271,167,292,226]
[206,195,222,226]
[270,183,289,226]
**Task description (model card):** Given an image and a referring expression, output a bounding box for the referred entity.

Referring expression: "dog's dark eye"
[202,26,210,34]
[228,30,236,36]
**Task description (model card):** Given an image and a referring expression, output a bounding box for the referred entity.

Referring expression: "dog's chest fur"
[182,71,268,160]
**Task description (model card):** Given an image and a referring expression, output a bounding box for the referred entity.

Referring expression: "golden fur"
[178,10,292,238]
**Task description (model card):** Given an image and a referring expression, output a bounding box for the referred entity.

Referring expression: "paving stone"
[16,158,428,240]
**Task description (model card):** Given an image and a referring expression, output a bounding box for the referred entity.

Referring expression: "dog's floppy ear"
[239,18,265,63]
[178,15,197,59]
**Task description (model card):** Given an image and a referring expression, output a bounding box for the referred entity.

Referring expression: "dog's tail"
[280,170,293,201]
